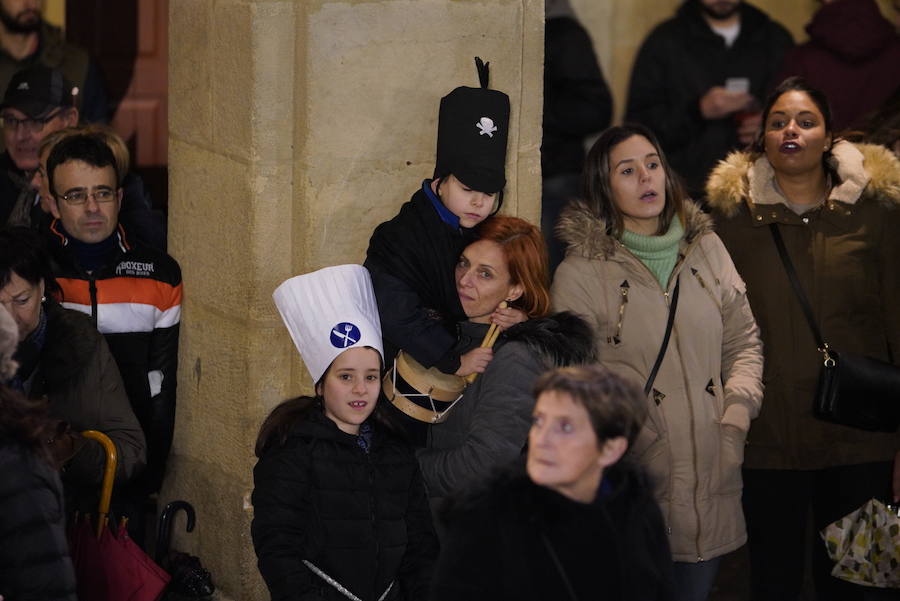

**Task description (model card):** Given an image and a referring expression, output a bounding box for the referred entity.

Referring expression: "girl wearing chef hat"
[251,264,438,601]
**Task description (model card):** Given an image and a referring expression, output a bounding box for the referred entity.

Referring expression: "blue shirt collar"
[423,179,460,229]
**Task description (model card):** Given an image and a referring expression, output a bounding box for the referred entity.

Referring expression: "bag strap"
[767,224,829,353]
[644,277,680,397]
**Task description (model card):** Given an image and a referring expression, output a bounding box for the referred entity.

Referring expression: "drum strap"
[388,391,462,424]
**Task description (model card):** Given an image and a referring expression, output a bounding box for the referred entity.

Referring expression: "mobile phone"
[725,77,750,94]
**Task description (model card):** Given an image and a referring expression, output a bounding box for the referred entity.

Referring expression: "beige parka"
[551,200,763,563]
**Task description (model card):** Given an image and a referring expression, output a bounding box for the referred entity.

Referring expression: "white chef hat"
[272,264,384,384]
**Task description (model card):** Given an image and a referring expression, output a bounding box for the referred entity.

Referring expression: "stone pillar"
[167,1,544,598]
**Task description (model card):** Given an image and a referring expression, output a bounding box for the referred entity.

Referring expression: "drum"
[383,351,467,423]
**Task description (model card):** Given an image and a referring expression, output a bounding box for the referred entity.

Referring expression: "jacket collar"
[49,220,131,251]
[556,197,712,261]
[423,179,461,229]
[706,141,900,224]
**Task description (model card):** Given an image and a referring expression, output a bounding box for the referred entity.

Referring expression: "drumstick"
[465,301,508,384]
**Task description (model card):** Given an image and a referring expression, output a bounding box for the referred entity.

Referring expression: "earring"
[41,295,46,302]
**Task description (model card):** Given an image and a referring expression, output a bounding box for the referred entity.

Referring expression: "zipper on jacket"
[88,276,98,329]
[617,237,710,560]
[672,327,704,561]
[608,280,629,345]
[365,448,380,595]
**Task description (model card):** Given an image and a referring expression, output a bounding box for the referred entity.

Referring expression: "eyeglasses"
[0,109,63,134]
[56,188,118,206]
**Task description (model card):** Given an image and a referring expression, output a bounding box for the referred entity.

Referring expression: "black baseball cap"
[1,65,76,118]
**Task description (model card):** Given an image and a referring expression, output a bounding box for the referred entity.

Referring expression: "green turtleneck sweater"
[619,218,684,287]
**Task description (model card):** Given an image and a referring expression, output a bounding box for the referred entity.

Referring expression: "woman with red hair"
[416,216,595,514]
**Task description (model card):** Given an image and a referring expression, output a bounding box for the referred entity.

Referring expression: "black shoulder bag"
[769,224,900,432]
[644,278,680,398]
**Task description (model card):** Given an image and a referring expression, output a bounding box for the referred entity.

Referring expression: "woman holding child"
[416,216,594,505]
[551,124,763,601]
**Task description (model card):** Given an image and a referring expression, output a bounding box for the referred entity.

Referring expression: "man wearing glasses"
[0,65,77,226]
[44,132,182,548]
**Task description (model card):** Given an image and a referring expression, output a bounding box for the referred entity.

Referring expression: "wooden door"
[66,0,168,211]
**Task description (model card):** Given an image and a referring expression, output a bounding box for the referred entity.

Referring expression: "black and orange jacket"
[47,220,182,495]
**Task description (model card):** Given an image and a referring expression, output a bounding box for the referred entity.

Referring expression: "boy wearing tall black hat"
[365,59,519,389]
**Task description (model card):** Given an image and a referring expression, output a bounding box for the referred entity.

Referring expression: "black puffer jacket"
[252,409,438,601]
[0,438,77,601]
[365,184,475,373]
[431,462,674,601]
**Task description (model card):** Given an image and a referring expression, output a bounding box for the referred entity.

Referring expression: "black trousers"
[742,462,897,601]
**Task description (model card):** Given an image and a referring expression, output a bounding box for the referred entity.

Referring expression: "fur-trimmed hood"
[502,311,596,368]
[555,198,713,260]
[706,141,900,218]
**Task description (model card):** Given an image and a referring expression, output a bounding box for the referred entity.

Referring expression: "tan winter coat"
[552,200,763,563]
[707,141,900,470]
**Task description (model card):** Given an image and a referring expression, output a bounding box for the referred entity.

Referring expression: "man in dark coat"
[626,0,792,200]
[0,1,108,125]
[778,0,900,132]
[0,65,78,226]
[541,0,612,273]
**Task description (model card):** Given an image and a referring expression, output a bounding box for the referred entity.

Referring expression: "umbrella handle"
[156,500,197,565]
[81,430,118,538]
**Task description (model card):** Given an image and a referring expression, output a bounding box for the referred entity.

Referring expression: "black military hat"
[433,58,510,194]
[1,65,76,118]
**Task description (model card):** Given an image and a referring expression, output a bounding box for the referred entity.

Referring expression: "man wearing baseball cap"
[0,0,107,124]
[0,64,77,226]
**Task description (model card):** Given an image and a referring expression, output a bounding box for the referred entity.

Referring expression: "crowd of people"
[2,0,900,600]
